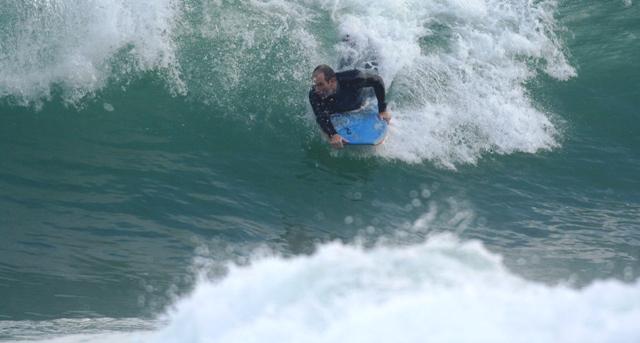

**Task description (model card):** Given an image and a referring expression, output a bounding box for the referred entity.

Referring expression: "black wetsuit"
[309,69,387,136]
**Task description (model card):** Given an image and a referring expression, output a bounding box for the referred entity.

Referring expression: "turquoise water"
[1,0,639,341]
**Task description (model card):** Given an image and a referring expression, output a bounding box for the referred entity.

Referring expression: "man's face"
[313,72,337,98]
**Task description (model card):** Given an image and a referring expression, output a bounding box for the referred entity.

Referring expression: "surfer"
[309,64,391,149]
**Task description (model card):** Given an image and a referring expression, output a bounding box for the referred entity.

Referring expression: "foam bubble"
[103,103,115,112]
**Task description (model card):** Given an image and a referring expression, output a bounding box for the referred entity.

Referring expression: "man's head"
[312,64,337,98]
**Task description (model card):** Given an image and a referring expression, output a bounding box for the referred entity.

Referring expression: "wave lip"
[151,235,640,343]
[0,0,183,108]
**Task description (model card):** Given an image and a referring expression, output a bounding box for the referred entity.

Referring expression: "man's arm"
[358,71,387,113]
[309,91,348,148]
[309,91,338,136]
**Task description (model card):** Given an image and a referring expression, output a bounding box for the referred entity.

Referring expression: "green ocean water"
[1,0,639,341]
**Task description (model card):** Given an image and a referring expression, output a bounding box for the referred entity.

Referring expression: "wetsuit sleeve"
[309,90,338,136]
[358,72,387,112]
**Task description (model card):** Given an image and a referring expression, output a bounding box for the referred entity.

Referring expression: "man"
[309,64,391,149]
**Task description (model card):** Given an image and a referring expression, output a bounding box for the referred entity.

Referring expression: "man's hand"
[379,111,391,123]
[329,134,348,149]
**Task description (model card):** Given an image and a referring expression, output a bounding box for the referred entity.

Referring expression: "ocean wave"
[0,0,184,109]
[0,0,576,165]
[9,235,640,342]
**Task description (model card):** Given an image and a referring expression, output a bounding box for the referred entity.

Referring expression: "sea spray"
[0,0,183,108]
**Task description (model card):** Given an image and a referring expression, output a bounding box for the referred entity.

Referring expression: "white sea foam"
[0,0,183,108]
[149,235,640,343]
[8,235,640,342]
[313,0,576,167]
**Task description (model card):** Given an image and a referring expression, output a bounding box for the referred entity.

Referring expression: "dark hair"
[313,64,336,80]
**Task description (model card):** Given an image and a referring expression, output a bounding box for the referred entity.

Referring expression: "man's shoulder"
[336,69,381,85]
[336,69,362,81]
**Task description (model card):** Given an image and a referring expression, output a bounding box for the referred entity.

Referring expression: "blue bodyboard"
[330,108,388,145]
